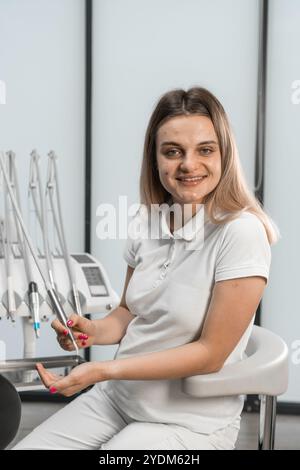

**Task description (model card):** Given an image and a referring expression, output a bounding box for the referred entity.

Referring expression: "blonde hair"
[139,87,280,245]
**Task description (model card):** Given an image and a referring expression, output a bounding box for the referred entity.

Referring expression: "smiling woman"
[140,87,279,244]
[13,87,280,450]
[156,114,221,212]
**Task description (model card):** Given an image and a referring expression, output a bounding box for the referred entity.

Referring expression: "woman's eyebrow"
[160,140,218,147]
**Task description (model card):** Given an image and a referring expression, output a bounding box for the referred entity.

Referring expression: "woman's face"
[156,115,222,208]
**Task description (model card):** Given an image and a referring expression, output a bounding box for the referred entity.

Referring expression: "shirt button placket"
[161,239,175,278]
[152,238,176,288]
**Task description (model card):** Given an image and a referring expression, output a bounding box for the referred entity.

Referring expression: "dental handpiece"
[28,282,40,338]
[47,287,78,354]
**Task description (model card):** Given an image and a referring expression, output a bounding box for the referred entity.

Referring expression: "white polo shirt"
[101,201,271,434]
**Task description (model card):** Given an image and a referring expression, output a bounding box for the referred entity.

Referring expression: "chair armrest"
[182,326,289,397]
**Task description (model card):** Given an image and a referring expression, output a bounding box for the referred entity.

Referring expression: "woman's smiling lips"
[176,175,208,186]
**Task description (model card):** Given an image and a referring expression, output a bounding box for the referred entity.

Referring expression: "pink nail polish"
[49,386,57,394]
[63,330,68,336]
[67,320,73,327]
[79,334,88,340]
[82,341,86,346]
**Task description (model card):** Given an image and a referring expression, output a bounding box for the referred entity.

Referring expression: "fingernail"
[63,330,68,336]
[81,341,86,346]
[79,334,88,340]
[67,320,73,327]
[49,386,57,394]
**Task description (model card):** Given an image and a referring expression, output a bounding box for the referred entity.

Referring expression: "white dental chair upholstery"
[182,325,289,450]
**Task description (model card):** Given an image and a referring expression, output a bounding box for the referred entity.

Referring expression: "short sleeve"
[215,214,271,285]
[123,234,138,268]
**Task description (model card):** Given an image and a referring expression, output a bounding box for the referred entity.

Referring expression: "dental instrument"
[0,151,78,354]
[0,219,16,322]
[29,150,57,293]
[2,158,18,323]
[6,151,41,338]
[46,151,83,317]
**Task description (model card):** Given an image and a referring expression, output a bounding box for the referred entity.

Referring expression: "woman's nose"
[179,153,200,171]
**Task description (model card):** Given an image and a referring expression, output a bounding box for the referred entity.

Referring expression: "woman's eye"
[165,149,180,156]
[200,147,213,155]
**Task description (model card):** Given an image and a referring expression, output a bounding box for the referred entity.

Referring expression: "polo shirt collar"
[160,198,205,241]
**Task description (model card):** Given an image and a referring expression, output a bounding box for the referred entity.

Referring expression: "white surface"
[183,326,289,397]
[0,79,6,104]
[262,0,300,403]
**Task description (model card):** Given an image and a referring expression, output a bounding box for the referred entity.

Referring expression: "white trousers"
[12,385,240,450]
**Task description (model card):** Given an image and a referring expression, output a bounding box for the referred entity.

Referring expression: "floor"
[7,402,300,450]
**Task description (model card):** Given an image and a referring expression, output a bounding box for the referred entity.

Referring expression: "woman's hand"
[36,361,108,397]
[51,313,96,351]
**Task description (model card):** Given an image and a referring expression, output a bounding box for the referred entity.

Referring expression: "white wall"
[91,0,260,361]
[262,0,300,403]
[0,0,85,358]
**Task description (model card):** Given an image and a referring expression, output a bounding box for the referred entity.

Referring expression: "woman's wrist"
[96,359,117,381]
[91,318,105,345]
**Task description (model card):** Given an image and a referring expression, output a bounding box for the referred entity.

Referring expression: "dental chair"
[0,374,22,449]
[182,325,289,450]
